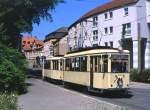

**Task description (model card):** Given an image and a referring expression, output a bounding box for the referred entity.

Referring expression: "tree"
[0,0,64,47]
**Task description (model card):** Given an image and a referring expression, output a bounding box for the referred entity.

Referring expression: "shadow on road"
[27,69,42,79]
[62,83,134,99]
[26,69,134,99]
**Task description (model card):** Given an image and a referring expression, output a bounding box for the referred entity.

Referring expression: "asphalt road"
[18,77,150,110]
[90,82,150,110]
[18,78,123,110]
[56,81,150,110]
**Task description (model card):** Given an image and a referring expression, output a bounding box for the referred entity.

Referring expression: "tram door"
[90,56,94,88]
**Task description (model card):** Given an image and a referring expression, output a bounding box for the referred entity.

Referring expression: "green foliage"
[130,69,139,82]
[0,0,64,47]
[0,93,17,110]
[130,69,150,83]
[0,43,27,93]
[138,69,150,83]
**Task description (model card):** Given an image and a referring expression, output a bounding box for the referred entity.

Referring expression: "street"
[91,82,150,110]
[18,78,150,110]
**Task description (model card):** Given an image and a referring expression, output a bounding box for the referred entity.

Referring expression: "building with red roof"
[22,36,44,68]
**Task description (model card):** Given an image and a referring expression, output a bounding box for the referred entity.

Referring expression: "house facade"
[44,27,68,58]
[68,0,150,69]
[22,36,44,68]
[53,36,68,57]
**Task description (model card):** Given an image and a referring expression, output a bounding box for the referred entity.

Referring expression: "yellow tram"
[44,47,130,92]
[44,57,64,81]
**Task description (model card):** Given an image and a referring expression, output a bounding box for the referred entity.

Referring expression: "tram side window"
[75,57,80,71]
[49,61,51,70]
[60,60,63,70]
[93,56,101,73]
[94,56,98,72]
[70,58,74,71]
[80,56,87,72]
[44,60,51,69]
[65,59,70,71]
[69,57,81,71]
[53,60,59,70]
[98,56,101,73]
[102,55,108,73]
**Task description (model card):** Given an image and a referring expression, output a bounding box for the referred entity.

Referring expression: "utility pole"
[138,23,142,72]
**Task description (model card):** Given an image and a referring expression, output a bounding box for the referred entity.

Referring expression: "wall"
[68,3,138,50]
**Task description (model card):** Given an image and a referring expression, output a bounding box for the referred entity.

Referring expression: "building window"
[104,13,108,19]
[110,27,113,34]
[104,28,108,34]
[124,7,128,16]
[122,23,131,36]
[93,44,98,47]
[110,41,113,48]
[105,42,108,47]
[85,31,87,39]
[85,31,87,36]
[93,30,98,41]
[93,16,98,27]
[109,11,113,18]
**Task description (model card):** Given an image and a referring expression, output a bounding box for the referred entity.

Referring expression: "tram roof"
[65,47,129,57]
[46,56,64,60]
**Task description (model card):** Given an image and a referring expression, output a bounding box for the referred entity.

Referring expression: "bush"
[139,69,150,83]
[0,93,17,110]
[130,69,150,83]
[130,69,139,81]
[0,43,27,93]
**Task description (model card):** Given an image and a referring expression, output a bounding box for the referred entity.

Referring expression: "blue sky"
[27,0,110,40]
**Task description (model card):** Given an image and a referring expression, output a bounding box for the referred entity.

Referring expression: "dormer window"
[124,7,128,16]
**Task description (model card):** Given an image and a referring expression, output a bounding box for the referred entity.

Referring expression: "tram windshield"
[111,55,129,73]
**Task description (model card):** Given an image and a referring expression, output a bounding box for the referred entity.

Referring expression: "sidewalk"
[130,82,150,89]
[18,78,124,110]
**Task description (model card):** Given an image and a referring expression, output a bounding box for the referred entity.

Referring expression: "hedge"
[130,69,150,83]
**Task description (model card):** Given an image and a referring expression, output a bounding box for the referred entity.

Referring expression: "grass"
[0,92,17,110]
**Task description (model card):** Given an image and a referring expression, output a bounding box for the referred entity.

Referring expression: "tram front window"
[111,55,129,73]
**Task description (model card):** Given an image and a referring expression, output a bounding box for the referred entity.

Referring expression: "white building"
[68,0,150,70]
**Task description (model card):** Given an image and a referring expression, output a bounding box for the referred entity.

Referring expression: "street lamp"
[40,52,46,80]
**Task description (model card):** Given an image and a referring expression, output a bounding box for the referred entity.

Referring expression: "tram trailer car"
[44,48,130,92]
[44,57,64,83]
